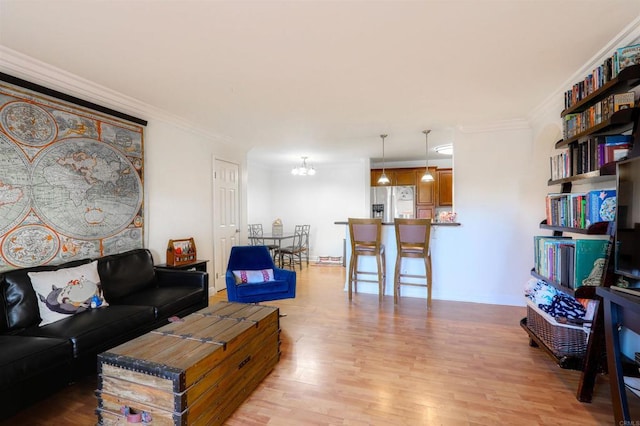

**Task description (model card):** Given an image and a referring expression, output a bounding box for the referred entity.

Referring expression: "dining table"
[248,232,296,267]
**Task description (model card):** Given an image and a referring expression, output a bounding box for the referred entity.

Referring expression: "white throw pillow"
[28,260,108,326]
[232,269,275,284]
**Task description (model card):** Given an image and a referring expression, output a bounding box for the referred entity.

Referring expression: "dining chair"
[348,218,385,303]
[248,224,279,257]
[278,225,307,270]
[393,218,432,307]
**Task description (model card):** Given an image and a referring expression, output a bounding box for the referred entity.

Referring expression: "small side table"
[156,259,209,273]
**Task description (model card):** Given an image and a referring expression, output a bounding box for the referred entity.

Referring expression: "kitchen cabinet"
[371,169,394,186]
[416,206,434,219]
[416,168,436,204]
[437,168,453,206]
[395,169,415,185]
[371,167,448,219]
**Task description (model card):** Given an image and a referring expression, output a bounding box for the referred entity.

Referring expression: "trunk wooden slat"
[96,302,280,425]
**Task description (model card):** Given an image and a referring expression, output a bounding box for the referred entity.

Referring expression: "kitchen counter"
[335,220,460,300]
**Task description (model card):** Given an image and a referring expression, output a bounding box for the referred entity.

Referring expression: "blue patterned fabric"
[538,293,586,319]
[524,278,586,320]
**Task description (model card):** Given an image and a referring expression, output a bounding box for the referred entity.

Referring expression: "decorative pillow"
[232,269,274,284]
[28,260,108,326]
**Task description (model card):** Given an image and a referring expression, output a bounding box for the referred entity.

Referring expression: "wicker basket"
[526,301,588,357]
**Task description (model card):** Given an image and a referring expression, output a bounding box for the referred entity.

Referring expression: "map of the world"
[0,83,144,271]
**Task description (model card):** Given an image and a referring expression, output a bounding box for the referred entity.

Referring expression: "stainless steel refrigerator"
[371,185,416,222]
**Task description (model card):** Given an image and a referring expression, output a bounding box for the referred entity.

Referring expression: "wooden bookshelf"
[539,220,610,235]
[523,57,640,404]
[556,107,638,149]
[561,64,640,117]
[547,161,617,186]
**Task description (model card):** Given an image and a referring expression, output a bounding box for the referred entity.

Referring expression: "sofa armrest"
[154,268,208,291]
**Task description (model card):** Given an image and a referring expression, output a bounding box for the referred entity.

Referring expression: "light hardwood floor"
[1,264,626,425]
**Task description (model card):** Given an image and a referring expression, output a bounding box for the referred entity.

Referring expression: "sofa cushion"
[98,249,156,303]
[0,335,72,390]
[28,261,108,326]
[115,285,205,319]
[21,305,155,358]
[2,259,93,331]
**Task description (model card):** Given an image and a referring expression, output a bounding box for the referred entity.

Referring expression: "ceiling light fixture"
[291,156,316,176]
[421,130,434,183]
[434,144,453,156]
[377,134,390,185]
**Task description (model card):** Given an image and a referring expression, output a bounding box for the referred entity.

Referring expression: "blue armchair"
[225,246,296,303]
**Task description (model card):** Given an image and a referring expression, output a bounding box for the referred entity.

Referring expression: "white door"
[213,159,239,292]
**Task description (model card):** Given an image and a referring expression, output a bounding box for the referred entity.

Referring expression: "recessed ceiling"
[1,1,640,167]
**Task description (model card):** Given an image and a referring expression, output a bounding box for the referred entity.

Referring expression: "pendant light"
[377,134,390,185]
[421,130,434,182]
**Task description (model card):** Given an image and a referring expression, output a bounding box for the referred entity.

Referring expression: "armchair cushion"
[232,269,274,283]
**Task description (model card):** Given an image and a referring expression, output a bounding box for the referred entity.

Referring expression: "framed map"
[0,74,146,271]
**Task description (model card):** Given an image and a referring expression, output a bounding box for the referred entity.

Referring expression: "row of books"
[562,91,635,140]
[545,189,616,229]
[550,134,632,180]
[564,43,640,110]
[534,237,609,289]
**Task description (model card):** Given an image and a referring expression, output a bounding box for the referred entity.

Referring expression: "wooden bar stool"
[393,218,432,307]
[348,218,386,303]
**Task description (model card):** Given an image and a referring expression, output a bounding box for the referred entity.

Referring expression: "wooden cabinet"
[371,167,450,218]
[370,169,389,186]
[371,168,420,186]
[416,206,434,219]
[395,169,415,185]
[436,168,452,206]
[416,168,436,204]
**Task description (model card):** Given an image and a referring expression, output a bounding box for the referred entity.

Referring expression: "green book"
[574,239,609,288]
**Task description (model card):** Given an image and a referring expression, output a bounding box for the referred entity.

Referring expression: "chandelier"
[291,156,316,176]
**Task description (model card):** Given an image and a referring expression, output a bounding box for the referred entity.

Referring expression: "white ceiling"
[2,1,640,167]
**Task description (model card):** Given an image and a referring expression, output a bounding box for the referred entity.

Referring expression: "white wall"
[144,120,246,272]
[437,126,539,305]
[248,159,369,258]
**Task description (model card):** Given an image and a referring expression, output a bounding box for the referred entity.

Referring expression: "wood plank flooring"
[0,264,627,425]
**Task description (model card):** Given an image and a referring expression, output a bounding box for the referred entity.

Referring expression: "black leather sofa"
[0,248,208,420]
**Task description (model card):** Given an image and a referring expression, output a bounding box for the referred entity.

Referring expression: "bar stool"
[393,218,432,307]
[348,218,385,303]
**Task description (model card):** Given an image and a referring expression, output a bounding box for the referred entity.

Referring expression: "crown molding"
[0,46,232,143]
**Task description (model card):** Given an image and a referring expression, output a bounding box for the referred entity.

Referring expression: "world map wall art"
[0,75,146,272]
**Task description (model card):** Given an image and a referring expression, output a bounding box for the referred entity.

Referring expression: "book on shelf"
[533,237,608,289]
[616,43,640,73]
[586,189,616,225]
[544,190,615,229]
[575,239,609,287]
[613,91,636,112]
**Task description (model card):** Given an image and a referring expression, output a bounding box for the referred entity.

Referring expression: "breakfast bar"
[335,220,460,301]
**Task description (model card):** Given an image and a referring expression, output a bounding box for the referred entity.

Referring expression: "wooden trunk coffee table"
[96,302,280,425]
